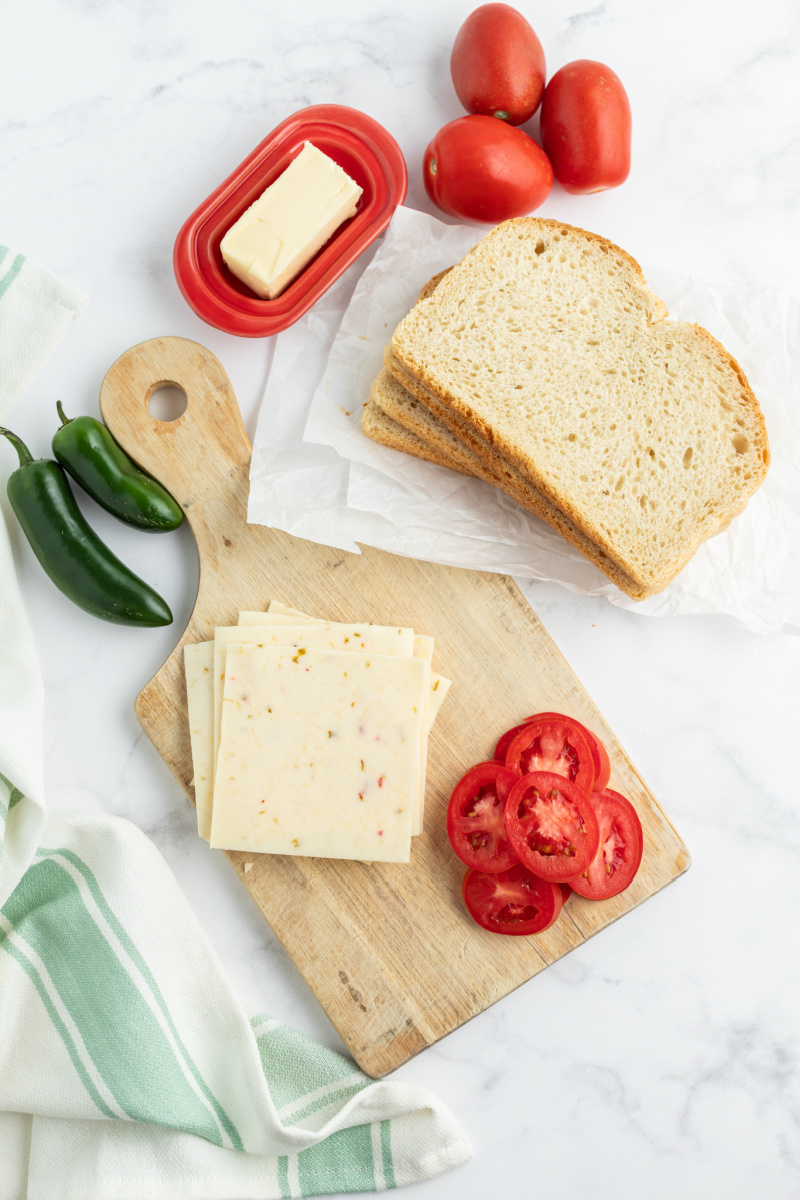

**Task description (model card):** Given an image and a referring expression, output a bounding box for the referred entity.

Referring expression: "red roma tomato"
[462,863,563,935]
[568,788,643,900]
[450,3,546,126]
[540,59,632,194]
[423,115,553,223]
[505,771,600,883]
[446,761,520,873]
[494,711,611,791]
[505,718,595,796]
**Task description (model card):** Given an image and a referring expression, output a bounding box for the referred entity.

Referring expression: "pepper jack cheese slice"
[210,645,426,862]
[212,622,415,772]
[239,607,451,834]
[262,606,451,725]
[220,142,362,300]
[184,641,215,840]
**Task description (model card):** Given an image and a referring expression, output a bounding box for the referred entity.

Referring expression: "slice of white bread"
[364,275,678,596]
[369,365,648,597]
[361,386,470,475]
[367,369,479,478]
[389,218,770,598]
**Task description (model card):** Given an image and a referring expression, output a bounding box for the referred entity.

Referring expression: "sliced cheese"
[220,142,362,300]
[184,641,215,840]
[265,603,311,619]
[239,607,447,834]
[263,606,450,708]
[210,645,426,862]
[213,622,414,772]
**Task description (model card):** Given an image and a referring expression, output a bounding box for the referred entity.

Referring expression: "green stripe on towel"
[37,845,243,1150]
[0,915,119,1119]
[0,251,25,301]
[297,1121,387,1196]
[381,1119,396,1189]
[1,857,233,1144]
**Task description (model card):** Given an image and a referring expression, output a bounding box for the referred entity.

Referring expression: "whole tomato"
[424,115,553,223]
[450,3,546,126]
[540,60,631,194]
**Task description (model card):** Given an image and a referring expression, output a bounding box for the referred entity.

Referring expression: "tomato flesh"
[462,864,562,935]
[567,788,643,900]
[494,720,531,763]
[447,761,520,873]
[505,719,595,795]
[505,771,600,882]
[497,711,610,791]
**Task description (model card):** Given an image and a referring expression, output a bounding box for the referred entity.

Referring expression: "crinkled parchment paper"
[249,207,800,634]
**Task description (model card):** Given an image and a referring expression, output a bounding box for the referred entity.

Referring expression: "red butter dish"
[174,104,407,338]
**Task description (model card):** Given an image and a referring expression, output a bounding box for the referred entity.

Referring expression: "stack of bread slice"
[362,219,769,600]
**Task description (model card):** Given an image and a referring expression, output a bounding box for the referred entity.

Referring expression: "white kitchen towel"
[0,811,471,1199]
[0,245,87,410]
[0,261,471,1198]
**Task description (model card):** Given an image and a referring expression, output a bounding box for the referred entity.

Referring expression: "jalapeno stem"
[0,427,35,468]
[56,401,72,427]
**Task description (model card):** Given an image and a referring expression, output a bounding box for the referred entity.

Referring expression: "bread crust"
[377,358,652,598]
[361,394,475,475]
[390,218,770,595]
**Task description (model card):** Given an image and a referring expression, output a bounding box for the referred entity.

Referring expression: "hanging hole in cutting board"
[148,385,187,423]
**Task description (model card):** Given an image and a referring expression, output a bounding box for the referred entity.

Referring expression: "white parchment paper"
[249,207,800,634]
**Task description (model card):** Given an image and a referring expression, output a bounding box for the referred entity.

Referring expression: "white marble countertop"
[3,1,800,1195]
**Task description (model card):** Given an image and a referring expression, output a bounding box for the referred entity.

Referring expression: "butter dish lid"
[173,104,407,338]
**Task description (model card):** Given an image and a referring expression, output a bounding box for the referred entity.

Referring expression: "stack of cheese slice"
[361,218,769,600]
[184,602,450,864]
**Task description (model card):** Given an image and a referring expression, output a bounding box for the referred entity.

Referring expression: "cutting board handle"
[99,336,251,517]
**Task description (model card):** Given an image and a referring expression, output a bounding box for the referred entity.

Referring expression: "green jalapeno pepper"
[1,427,172,627]
[52,402,183,532]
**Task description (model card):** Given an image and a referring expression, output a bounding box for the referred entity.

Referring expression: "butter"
[220,142,362,299]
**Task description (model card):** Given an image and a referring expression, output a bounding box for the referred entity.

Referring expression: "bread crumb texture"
[390,219,769,595]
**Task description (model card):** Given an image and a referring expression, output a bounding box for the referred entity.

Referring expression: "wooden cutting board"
[100,336,690,1078]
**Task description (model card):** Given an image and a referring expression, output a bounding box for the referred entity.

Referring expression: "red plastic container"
[174,104,408,337]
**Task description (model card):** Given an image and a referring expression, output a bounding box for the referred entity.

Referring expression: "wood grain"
[99,336,690,1078]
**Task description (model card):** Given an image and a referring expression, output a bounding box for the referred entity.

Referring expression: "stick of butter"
[220,142,362,299]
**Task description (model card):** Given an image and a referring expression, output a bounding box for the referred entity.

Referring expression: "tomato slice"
[505,718,595,795]
[505,771,600,883]
[567,788,643,900]
[494,720,532,763]
[446,762,520,873]
[592,735,611,794]
[496,711,610,791]
[462,864,563,935]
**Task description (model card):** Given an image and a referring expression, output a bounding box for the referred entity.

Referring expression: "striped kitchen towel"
[0,245,86,410]
[0,812,471,1200]
[0,258,470,1198]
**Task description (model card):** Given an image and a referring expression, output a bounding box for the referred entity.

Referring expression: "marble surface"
[3,0,800,1195]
